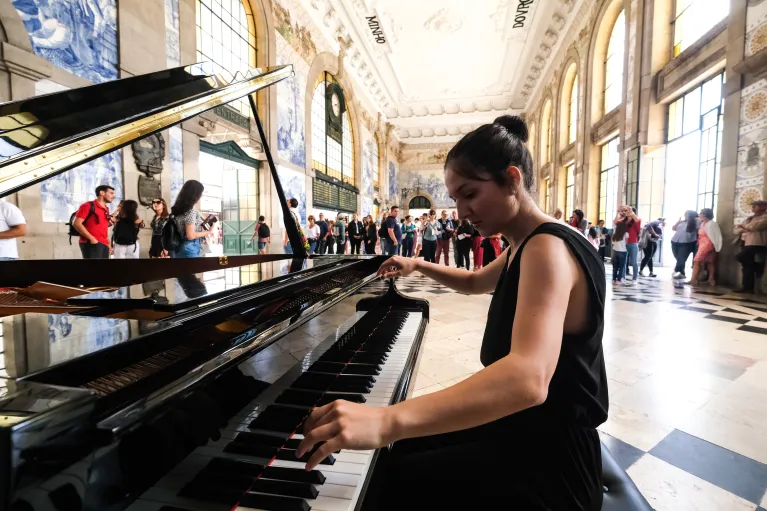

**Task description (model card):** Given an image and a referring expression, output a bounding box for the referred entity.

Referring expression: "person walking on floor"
[383,206,402,256]
[170,180,209,258]
[348,213,364,254]
[421,210,438,263]
[639,218,665,277]
[316,213,329,255]
[436,210,454,265]
[0,199,27,261]
[72,184,116,259]
[671,210,699,280]
[112,199,144,259]
[306,215,320,254]
[364,215,377,254]
[689,208,722,287]
[734,200,767,293]
[249,215,271,254]
[614,206,641,284]
[402,215,416,257]
[611,221,629,284]
[456,218,474,270]
[334,215,346,254]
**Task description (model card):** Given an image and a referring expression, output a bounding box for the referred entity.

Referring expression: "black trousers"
[458,242,471,270]
[350,238,362,254]
[454,239,463,267]
[640,242,657,273]
[671,241,697,275]
[80,242,110,259]
[421,239,437,263]
[317,239,327,255]
[364,240,376,254]
[326,239,335,254]
[336,240,345,254]
[736,245,767,291]
[369,426,603,510]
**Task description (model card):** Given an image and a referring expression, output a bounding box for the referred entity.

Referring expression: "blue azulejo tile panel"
[164,0,180,67]
[361,127,375,197]
[13,0,118,83]
[275,33,307,169]
[388,161,398,203]
[649,429,767,504]
[598,431,646,471]
[277,166,306,226]
[40,149,123,223]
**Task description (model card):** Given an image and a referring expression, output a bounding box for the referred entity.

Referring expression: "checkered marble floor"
[398,265,767,511]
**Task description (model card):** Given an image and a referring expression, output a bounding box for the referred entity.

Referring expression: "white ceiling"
[305,0,582,144]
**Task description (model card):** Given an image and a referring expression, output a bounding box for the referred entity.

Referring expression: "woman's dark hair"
[588,226,598,239]
[613,221,628,242]
[700,208,714,220]
[289,198,299,208]
[685,210,698,233]
[429,209,436,216]
[574,209,584,223]
[462,218,472,227]
[444,115,533,191]
[119,200,139,221]
[172,180,204,216]
[153,198,169,218]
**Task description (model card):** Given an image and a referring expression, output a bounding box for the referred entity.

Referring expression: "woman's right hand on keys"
[376,256,418,278]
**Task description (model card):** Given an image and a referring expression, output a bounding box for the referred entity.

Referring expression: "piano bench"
[601,441,652,511]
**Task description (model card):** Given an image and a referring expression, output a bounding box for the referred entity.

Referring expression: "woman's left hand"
[297,400,395,470]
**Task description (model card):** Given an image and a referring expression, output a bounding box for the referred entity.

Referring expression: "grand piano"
[0,63,429,511]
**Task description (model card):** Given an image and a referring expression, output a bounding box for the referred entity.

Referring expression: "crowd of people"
[281,202,507,269]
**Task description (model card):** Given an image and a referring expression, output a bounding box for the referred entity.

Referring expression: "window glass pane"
[604,10,625,113]
[673,0,729,57]
[701,73,722,113]
[682,87,701,135]
[569,77,578,144]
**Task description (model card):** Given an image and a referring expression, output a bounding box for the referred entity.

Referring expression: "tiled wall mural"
[388,161,398,204]
[13,0,118,83]
[398,169,455,209]
[361,127,376,197]
[277,165,306,227]
[169,126,184,204]
[164,0,180,67]
[400,147,449,169]
[35,82,123,222]
[361,196,374,218]
[276,33,307,169]
[273,0,318,62]
[746,0,767,57]
[735,78,767,224]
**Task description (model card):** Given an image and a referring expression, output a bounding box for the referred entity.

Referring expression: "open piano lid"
[0,62,292,198]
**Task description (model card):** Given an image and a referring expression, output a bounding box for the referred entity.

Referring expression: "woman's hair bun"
[493,115,528,143]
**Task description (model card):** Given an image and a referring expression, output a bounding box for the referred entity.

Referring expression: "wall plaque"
[138,175,162,206]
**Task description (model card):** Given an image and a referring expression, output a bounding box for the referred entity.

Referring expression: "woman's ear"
[506,166,523,193]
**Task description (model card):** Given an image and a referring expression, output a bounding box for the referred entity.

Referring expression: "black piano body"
[0,62,429,511]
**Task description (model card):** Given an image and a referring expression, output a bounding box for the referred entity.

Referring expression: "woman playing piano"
[297,115,608,510]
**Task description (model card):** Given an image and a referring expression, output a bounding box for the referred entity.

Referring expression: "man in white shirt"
[0,200,27,260]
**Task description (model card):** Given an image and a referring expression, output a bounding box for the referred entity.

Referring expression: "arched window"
[604,10,625,114]
[673,0,728,57]
[312,73,355,185]
[568,75,578,144]
[409,196,431,209]
[540,100,552,165]
[196,0,257,116]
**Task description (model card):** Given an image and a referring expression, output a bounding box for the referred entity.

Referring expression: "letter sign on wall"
[366,16,386,44]
[513,0,534,28]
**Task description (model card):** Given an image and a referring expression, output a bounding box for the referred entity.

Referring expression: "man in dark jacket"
[316,213,329,254]
[348,213,364,254]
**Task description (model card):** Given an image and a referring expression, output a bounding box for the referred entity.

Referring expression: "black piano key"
[351,352,388,364]
[205,457,265,477]
[251,478,319,499]
[224,441,279,459]
[188,471,254,491]
[249,406,310,432]
[283,438,341,454]
[261,466,325,485]
[275,449,335,465]
[276,389,323,407]
[239,492,310,511]
[179,483,244,505]
[233,431,290,447]
[160,507,194,511]
[327,380,372,393]
[341,364,381,376]
[316,392,366,406]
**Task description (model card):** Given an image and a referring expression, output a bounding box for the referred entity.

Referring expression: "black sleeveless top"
[482,222,609,430]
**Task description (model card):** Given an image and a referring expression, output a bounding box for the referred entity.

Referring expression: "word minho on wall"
[513,0,534,28]
[366,16,386,44]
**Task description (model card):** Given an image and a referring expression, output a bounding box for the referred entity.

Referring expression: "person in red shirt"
[613,205,641,284]
[72,185,115,259]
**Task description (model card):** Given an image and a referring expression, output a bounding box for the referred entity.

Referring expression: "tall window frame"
[543,177,551,213]
[599,138,620,225]
[196,0,257,117]
[565,164,575,216]
[541,100,553,165]
[311,72,355,186]
[568,76,579,145]
[372,136,380,190]
[604,10,626,114]
[666,72,724,213]
[672,0,729,57]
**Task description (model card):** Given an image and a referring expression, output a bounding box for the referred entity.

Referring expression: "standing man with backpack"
[316,213,329,255]
[250,216,270,254]
[72,185,115,259]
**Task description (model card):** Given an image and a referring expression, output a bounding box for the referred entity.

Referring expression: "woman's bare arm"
[299,235,575,469]
[377,248,509,294]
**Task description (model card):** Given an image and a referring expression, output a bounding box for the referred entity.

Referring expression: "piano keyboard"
[126,306,425,511]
